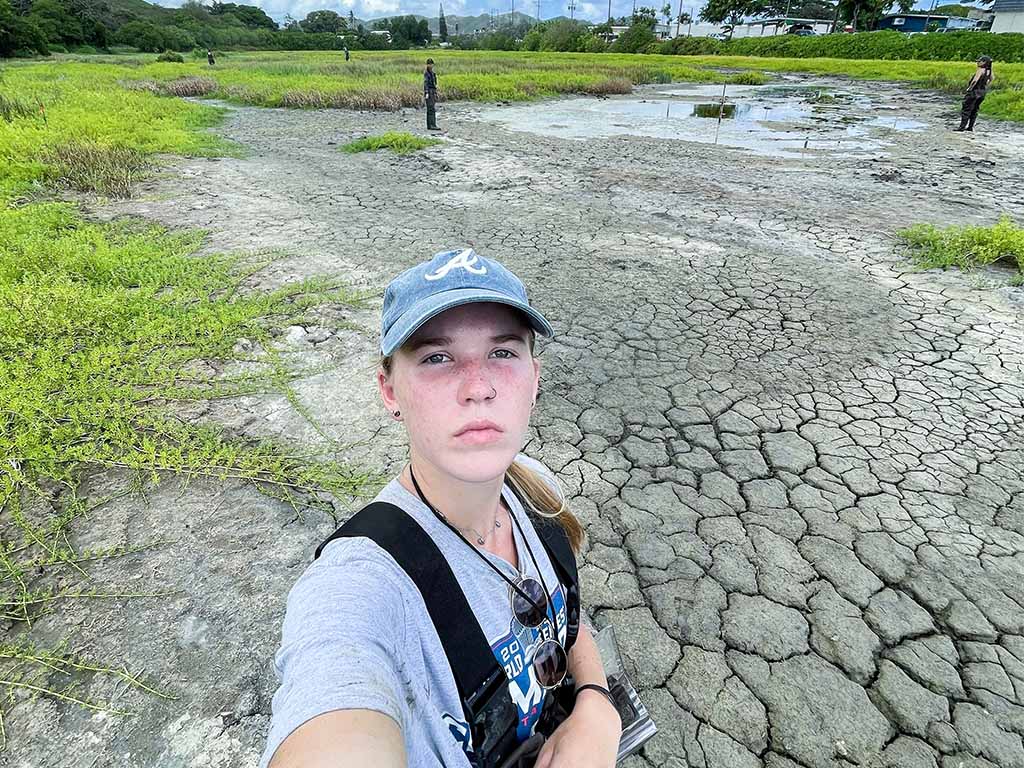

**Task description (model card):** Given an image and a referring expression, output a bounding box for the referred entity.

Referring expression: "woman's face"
[379,303,540,484]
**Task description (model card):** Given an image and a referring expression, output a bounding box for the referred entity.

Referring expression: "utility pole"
[607,0,611,22]
[676,0,683,36]
[569,0,576,18]
[536,0,541,21]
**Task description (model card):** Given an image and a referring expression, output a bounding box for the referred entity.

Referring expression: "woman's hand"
[534,692,621,768]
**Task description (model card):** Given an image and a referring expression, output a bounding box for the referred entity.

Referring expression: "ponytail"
[507,460,584,554]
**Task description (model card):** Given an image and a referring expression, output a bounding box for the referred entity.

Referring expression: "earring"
[393,410,401,418]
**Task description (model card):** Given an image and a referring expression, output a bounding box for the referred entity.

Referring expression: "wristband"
[575,683,615,710]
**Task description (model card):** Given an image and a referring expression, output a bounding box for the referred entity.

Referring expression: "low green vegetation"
[0,51,380,737]
[6,51,768,113]
[667,30,1024,64]
[899,215,1024,275]
[342,131,442,154]
[0,198,376,737]
[0,63,228,199]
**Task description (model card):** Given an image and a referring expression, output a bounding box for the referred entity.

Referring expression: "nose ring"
[489,385,497,399]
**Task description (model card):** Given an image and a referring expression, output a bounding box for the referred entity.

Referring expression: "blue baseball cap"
[380,248,553,356]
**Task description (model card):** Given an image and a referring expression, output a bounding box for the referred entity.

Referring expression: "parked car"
[787,25,817,35]
[709,32,731,41]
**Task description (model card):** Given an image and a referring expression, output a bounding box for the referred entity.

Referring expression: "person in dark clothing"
[424,58,439,131]
[344,45,350,61]
[207,49,215,66]
[955,55,994,132]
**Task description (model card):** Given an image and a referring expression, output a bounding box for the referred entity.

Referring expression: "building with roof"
[876,13,979,32]
[728,17,834,37]
[992,0,1024,32]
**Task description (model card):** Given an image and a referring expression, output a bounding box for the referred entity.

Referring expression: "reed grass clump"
[41,141,150,197]
[342,131,442,154]
[162,76,218,97]
[0,94,35,123]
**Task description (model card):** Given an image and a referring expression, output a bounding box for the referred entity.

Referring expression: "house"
[967,7,995,31]
[728,17,834,37]
[876,13,978,32]
[991,0,1024,32]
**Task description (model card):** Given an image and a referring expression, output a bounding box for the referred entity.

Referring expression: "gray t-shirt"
[259,457,568,768]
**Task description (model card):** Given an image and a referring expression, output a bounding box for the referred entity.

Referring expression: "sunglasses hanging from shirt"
[410,466,569,690]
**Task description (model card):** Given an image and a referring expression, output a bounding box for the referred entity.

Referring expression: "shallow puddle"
[475,82,927,158]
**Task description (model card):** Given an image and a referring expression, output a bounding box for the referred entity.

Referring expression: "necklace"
[448,504,503,545]
[408,465,552,623]
[406,467,504,544]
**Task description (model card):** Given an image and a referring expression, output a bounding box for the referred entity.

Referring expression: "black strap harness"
[314,493,580,763]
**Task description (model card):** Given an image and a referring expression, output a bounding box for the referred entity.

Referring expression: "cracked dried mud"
[7,75,1024,768]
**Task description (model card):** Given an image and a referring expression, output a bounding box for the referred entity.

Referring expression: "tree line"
[0,0,435,57]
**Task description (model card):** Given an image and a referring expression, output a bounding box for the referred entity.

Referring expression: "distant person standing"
[207,49,215,66]
[955,55,994,132]
[424,58,439,131]
[344,44,350,62]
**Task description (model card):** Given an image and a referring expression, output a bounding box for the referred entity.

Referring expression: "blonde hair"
[380,350,583,554]
[506,460,584,554]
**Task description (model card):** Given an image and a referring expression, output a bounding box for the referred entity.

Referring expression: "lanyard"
[408,465,558,634]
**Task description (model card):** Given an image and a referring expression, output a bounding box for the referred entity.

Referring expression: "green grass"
[9,50,767,114]
[0,62,229,199]
[680,55,1024,122]
[11,50,1021,121]
[0,200,378,740]
[342,131,442,155]
[898,214,1024,274]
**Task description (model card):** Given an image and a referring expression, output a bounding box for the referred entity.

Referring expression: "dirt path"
[9,75,1024,768]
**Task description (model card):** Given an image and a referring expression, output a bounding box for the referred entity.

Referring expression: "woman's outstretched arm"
[269,709,406,768]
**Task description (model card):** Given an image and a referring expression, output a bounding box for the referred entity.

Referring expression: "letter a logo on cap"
[425,249,487,281]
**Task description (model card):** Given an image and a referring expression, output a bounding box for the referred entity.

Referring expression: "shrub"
[156,49,185,63]
[579,34,607,53]
[718,30,1024,64]
[611,22,657,54]
[661,36,724,56]
[898,214,1024,273]
[341,131,442,154]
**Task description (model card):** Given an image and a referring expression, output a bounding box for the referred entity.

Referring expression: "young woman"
[260,248,622,768]
[955,55,994,133]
